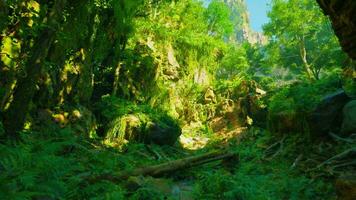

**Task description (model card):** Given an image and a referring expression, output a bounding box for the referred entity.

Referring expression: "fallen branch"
[263,135,286,160]
[329,132,355,143]
[316,148,356,169]
[89,150,238,183]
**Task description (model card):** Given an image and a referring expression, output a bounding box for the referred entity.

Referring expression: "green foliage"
[216,45,249,80]
[129,187,166,200]
[193,129,336,200]
[95,95,180,145]
[0,0,351,199]
[268,72,342,114]
[204,0,233,38]
[267,71,342,134]
[263,0,347,80]
[0,129,125,199]
[0,121,3,136]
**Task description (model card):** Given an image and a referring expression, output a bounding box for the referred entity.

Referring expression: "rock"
[341,100,356,135]
[167,44,180,68]
[204,87,217,104]
[106,113,181,146]
[317,0,356,59]
[194,68,209,85]
[309,90,351,136]
[145,119,181,145]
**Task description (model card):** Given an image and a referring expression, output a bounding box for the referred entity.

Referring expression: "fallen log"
[90,150,238,183]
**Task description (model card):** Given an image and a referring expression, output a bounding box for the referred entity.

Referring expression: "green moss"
[97,95,181,146]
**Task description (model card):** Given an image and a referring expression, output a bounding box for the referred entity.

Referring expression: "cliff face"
[316,0,356,60]
[224,0,267,44]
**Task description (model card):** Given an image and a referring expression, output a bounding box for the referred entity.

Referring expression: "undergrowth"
[192,128,336,200]
[0,125,341,200]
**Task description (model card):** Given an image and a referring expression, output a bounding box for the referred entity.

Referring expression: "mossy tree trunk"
[3,0,67,139]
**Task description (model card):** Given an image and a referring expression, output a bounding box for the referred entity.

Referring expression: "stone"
[106,113,181,146]
[317,0,356,59]
[204,87,217,104]
[341,100,356,135]
[145,120,181,145]
[309,90,351,136]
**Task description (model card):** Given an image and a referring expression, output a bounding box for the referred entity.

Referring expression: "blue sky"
[246,0,271,32]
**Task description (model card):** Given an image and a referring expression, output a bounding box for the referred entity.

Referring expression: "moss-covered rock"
[309,90,351,136]
[106,112,181,146]
[97,96,181,146]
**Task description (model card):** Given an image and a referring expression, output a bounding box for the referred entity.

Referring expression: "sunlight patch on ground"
[179,134,210,150]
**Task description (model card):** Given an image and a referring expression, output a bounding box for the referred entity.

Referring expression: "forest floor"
[108,124,343,200]
[1,123,354,199]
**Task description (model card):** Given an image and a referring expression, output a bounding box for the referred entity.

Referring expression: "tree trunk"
[89,150,238,183]
[74,11,101,105]
[2,0,67,139]
[112,62,122,96]
[0,0,8,32]
[299,37,314,80]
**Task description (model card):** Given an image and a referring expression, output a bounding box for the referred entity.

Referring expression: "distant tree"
[216,45,249,80]
[263,0,346,80]
[204,0,233,38]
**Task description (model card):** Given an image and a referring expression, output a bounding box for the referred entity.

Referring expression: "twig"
[263,135,286,160]
[316,148,356,169]
[332,160,356,169]
[329,132,355,143]
[290,154,303,169]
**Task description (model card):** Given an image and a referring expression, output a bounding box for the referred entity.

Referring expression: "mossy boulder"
[97,96,181,146]
[309,90,351,136]
[106,112,181,145]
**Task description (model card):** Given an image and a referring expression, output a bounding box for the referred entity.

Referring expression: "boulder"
[106,113,181,146]
[341,100,356,135]
[145,120,181,145]
[309,90,351,136]
[317,0,356,59]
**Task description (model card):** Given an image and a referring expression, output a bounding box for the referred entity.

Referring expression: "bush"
[267,73,341,133]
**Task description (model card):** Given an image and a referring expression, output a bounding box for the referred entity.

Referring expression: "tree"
[216,45,249,80]
[204,0,233,38]
[3,0,67,139]
[263,0,346,80]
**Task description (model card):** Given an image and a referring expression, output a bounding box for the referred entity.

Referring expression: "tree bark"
[299,37,314,80]
[0,0,8,32]
[2,0,67,139]
[112,62,122,96]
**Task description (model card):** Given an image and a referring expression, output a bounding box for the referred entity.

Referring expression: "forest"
[0,0,355,199]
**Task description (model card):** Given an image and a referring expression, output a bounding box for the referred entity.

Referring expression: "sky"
[245,0,271,32]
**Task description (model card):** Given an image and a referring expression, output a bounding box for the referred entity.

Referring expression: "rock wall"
[224,0,267,44]
[316,0,356,59]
